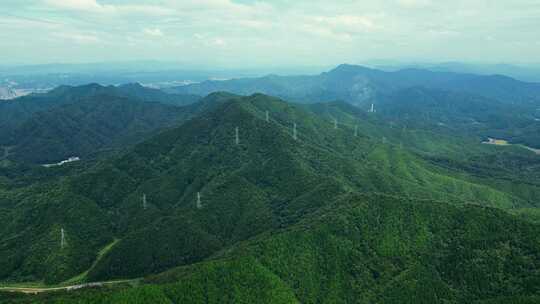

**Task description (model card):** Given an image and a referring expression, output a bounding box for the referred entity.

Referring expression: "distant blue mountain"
[169,64,540,106]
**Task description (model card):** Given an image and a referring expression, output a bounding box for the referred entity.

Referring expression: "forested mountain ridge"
[115,83,200,106]
[303,99,540,209]
[6,95,191,163]
[0,83,199,141]
[1,93,539,290]
[0,84,202,164]
[372,87,540,148]
[4,193,540,303]
[168,65,540,150]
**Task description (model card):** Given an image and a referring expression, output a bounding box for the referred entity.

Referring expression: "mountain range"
[169,64,540,148]
[1,65,540,303]
[169,64,540,106]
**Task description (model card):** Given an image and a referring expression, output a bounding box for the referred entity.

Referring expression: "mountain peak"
[200,91,241,104]
[119,82,144,89]
[45,83,108,97]
[328,64,376,75]
[79,83,107,90]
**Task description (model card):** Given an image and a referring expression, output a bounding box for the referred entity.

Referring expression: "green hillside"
[371,87,540,149]
[7,95,192,163]
[303,100,540,206]
[169,64,540,149]
[1,93,537,284]
[1,92,539,303]
[0,83,206,164]
[82,94,537,281]
[3,194,539,303]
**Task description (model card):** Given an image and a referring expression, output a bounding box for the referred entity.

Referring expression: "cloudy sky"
[1,0,539,67]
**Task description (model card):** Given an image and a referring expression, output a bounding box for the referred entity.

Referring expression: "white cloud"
[301,23,353,42]
[312,15,378,32]
[0,15,60,28]
[52,31,101,44]
[211,38,226,46]
[44,0,113,13]
[142,28,164,37]
[3,0,539,65]
[397,0,432,8]
[235,19,272,30]
[191,33,226,47]
[43,0,174,16]
[298,13,381,42]
[117,5,174,16]
[427,29,460,37]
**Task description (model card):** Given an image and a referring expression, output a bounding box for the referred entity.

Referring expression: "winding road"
[0,280,136,294]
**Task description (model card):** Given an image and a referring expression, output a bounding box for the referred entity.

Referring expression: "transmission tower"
[61,228,65,249]
[196,192,202,209]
